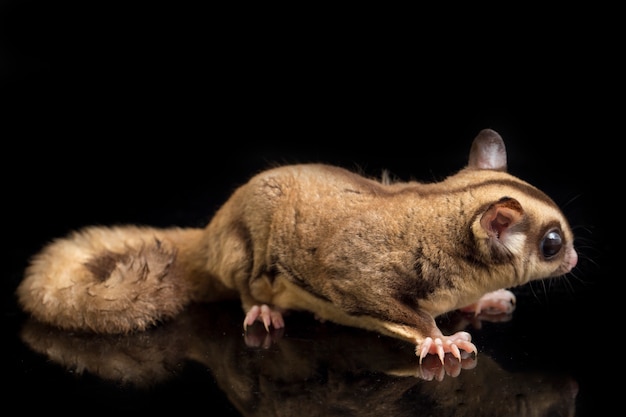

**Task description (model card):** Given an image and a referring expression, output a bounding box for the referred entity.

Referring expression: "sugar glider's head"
[464,129,578,284]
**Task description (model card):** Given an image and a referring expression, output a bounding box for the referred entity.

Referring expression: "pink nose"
[567,249,578,271]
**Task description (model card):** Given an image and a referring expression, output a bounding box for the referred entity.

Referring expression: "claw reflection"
[20,302,578,417]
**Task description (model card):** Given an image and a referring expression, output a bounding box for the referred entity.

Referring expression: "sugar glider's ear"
[468,129,507,171]
[479,197,524,241]
[472,196,526,256]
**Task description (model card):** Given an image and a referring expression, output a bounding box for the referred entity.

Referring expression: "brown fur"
[16,129,578,359]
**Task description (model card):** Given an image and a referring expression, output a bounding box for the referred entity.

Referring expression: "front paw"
[458,289,516,316]
[416,331,477,364]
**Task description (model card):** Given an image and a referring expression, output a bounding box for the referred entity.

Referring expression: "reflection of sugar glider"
[17,129,578,363]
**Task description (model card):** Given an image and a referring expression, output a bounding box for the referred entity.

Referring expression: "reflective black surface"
[11,300,584,416]
[4,283,609,416]
[2,2,617,415]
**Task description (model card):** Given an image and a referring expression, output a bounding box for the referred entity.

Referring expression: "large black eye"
[541,229,563,259]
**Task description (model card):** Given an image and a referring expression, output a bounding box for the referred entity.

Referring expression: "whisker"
[526,280,549,304]
[566,270,589,286]
[561,193,583,209]
[560,275,578,295]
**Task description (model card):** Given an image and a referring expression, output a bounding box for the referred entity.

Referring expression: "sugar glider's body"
[17,129,578,362]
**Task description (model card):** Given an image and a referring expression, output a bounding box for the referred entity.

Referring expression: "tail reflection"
[20,302,578,417]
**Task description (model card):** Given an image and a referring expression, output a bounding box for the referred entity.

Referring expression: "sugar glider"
[16,128,578,363]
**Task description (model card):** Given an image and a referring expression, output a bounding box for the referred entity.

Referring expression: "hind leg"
[240,273,287,332]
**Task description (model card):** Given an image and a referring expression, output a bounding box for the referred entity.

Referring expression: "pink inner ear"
[492,211,513,237]
[480,201,524,239]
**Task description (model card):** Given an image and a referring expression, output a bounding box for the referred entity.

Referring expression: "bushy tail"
[17,225,197,334]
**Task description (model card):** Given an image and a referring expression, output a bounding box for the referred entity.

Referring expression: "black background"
[1,2,620,415]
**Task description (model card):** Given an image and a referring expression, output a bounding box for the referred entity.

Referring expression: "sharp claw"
[450,343,462,362]
[243,305,261,331]
[261,305,272,332]
[457,340,478,357]
[419,337,433,364]
[435,338,445,364]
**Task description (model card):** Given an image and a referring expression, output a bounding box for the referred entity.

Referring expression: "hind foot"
[243,304,285,332]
